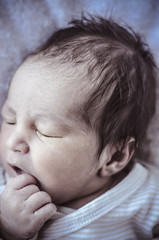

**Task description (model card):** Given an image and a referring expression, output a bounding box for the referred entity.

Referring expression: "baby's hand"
[0,174,56,240]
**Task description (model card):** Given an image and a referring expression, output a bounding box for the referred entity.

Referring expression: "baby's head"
[34,15,156,155]
[0,16,156,208]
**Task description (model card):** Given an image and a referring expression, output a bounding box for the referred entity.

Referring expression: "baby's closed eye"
[1,112,16,126]
[35,129,63,143]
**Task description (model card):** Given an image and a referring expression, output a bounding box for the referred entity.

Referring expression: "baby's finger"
[26,191,52,213]
[29,203,57,233]
[34,203,57,222]
[19,184,40,200]
[7,173,37,190]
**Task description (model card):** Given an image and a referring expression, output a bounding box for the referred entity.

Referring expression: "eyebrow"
[35,113,66,126]
[37,113,76,132]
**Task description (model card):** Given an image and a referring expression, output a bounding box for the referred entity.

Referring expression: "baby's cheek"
[32,145,63,176]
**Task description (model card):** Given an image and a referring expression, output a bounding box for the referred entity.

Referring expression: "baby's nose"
[6,131,29,154]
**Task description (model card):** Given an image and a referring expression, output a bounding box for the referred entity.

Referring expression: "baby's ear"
[98,138,135,177]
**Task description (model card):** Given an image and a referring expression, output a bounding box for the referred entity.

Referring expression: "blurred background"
[0,0,159,166]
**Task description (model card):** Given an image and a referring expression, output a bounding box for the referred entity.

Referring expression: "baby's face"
[0,58,103,207]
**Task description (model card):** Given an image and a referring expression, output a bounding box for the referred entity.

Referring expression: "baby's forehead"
[23,56,96,95]
[13,55,92,106]
[13,56,98,115]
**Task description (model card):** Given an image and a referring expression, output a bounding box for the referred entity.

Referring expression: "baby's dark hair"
[34,15,157,156]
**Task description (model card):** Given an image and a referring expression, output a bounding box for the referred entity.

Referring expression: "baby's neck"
[63,169,128,209]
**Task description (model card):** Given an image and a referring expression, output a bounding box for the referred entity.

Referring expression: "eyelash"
[5,120,16,125]
[35,129,62,139]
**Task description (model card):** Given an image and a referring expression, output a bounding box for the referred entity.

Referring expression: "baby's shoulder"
[142,161,159,185]
[136,162,159,205]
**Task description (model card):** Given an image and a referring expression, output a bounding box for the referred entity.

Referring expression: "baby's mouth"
[9,164,25,175]
[8,164,41,188]
[12,166,24,175]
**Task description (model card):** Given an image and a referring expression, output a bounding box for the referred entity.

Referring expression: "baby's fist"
[0,173,56,240]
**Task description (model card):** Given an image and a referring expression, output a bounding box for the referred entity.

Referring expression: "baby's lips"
[8,163,23,177]
[9,163,28,176]
[13,166,24,175]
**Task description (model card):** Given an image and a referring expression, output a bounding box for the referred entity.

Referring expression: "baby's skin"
[0,173,56,240]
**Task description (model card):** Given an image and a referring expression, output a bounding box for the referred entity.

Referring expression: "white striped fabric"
[37,163,159,240]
